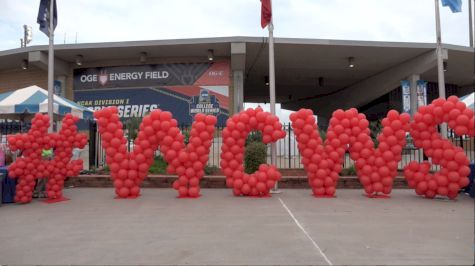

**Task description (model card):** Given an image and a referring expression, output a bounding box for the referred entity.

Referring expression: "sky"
[0,0,473,51]
[0,0,472,121]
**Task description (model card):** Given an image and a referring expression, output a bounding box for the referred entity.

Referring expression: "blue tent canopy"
[0,85,93,120]
[460,92,474,110]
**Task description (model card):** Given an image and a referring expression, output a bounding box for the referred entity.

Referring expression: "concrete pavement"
[0,188,473,265]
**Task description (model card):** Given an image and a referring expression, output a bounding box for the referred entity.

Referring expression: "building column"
[231,42,246,114]
[233,70,244,113]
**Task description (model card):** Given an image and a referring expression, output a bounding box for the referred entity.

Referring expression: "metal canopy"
[0,37,473,116]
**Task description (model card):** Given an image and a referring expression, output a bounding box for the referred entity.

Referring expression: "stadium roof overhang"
[0,36,473,117]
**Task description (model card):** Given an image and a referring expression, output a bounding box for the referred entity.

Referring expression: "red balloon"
[188,187,200,197]
[241,184,251,194]
[178,186,188,197]
[118,187,130,198]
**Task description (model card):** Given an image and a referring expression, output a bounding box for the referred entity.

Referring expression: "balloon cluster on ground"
[8,96,473,204]
[94,107,216,198]
[404,96,474,199]
[169,113,216,197]
[220,107,286,197]
[291,108,410,197]
[7,113,87,203]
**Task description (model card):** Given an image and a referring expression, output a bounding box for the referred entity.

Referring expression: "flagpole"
[268,19,280,193]
[434,0,448,138]
[47,0,55,132]
[469,0,474,47]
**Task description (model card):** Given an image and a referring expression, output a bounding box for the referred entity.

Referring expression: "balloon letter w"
[290,108,410,198]
[95,107,216,198]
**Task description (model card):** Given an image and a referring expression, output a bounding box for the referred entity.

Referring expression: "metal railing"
[2,121,472,172]
[0,121,30,135]
[92,123,475,171]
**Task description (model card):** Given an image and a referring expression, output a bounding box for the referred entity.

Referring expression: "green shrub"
[81,167,99,175]
[149,155,168,174]
[319,128,327,142]
[342,165,357,176]
[244,141,267,174]
[182,128,190,145]
[102,165,110,174]
[102,156,168,175]
[125,116,142,141]
[246,131,262,146]
[369,119,382,147]
[204,165,219,175]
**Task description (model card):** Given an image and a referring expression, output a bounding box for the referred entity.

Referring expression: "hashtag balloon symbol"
[7,113,88,204]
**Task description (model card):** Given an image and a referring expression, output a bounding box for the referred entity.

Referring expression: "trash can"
[468,163,475,198]
[0,173,4,206]
[0,167,15,203]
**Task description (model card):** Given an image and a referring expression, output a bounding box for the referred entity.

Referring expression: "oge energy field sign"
[6,96,474,204]
[73,61,230,126]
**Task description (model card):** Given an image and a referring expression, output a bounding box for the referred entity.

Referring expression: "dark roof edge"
[0,36,473,56]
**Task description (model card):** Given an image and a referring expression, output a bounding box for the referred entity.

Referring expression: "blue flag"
[441,0,462,13]
[37,0,57,36]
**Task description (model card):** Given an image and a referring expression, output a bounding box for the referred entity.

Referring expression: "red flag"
[261,0,272,28]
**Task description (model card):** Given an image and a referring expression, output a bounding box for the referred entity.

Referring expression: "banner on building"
[54,80,62,96]
[401,80,411,114]
[74,61,230,126]
[416,80,427,108]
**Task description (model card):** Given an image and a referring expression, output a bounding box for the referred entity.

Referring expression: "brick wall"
[0,67,47,93]
[65,175,410,189]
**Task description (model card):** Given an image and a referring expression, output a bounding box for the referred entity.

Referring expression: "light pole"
[21,25,33,48]
[434,0,448,138]
[469,0,474,47]
[47,0,55,133]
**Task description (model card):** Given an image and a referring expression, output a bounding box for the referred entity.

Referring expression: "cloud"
[274,0,469,44]
[0,0,471,51]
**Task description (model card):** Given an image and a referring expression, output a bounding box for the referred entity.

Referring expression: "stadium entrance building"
[0,37,473,127]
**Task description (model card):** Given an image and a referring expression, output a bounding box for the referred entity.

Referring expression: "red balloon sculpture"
[220,107,286,197]
[94,107,216,198]
[7,113,87,203]
[290,108,410,198]
[404,96,474,199]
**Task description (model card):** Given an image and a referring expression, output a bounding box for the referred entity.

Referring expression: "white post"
[268,21,280,193]
[47,0,55,132]
[469,0,474,47]
[434,0,448,138]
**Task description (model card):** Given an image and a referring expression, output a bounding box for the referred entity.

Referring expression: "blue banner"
[74,62,230,127]
[37,0,57,36]
[416,80,427,107]
[54,80,62,96]
[401,80,411,114]
[441,0,462,13]
[74,87,229,127]
[190,89,221,115]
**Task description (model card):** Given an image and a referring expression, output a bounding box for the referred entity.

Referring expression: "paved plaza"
[0,188,473,265]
